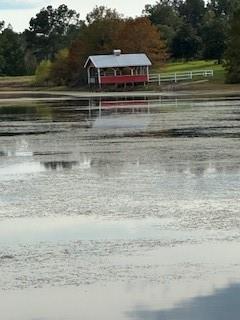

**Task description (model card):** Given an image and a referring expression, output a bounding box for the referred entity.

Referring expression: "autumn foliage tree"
[63,8,167,85]
[113,17,167,65]
[66,6,123,84]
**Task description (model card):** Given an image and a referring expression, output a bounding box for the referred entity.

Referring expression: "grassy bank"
[155,60,238,91]
[0,60,239,94]
[153,59,240,92]
[161,60,223,73]
[0,76,35,90]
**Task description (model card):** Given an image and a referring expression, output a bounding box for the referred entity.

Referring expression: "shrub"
[50,49,70,86]
[35,60,52,85]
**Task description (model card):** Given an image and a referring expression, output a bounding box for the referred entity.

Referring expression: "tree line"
[0,0,240,84]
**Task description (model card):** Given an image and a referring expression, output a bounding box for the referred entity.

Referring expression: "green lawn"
[0,75,35,90]
[0,75,34,82]
[154,60,224,82]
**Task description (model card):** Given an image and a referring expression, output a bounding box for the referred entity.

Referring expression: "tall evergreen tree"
[208,0,240,17]
[178,0,205,27]
[144,0,182,47]
[0,21,4,31]
[171,22,201,60]
[225,6,240,83]
[0,26,26,76]
[201,11,226,63]
[23,4,82,62]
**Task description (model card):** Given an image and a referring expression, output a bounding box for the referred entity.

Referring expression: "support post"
[147,66,150,82]
[97,68,101,89]
[88,99,92,119]
[87,67,91,86]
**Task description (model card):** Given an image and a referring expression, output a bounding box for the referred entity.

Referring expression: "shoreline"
[0,88,240,103]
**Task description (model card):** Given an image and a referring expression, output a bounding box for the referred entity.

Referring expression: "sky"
[0,0,156,31]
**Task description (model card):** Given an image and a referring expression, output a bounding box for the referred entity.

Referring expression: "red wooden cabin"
[84,50,152,87]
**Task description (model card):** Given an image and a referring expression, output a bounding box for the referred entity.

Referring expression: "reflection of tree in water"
[159,159,240,176]
[0,138,33,157]
[0,101,91,123]
[81,148,240,178]
[0,97,189,129]
[0,106,38,121]
[218,162,237,175]
[91,157,125,177]
[0,103,54,121]
[0,151,7,156]
[42,161,79,171]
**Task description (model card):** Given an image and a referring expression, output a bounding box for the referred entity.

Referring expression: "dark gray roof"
[84,53,152,68]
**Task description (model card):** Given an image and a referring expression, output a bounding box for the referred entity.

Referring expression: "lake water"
[1,95,240,319]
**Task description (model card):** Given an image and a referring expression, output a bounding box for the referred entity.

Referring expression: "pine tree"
[225,7,240,83]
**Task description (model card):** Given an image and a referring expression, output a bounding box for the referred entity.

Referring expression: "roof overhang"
[84,53,152,69]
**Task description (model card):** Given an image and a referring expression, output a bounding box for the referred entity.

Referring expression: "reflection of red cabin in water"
[100,100,149,110]
[84,50,152,87]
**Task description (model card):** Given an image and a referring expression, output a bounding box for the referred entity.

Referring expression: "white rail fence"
[149,70,214,85]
